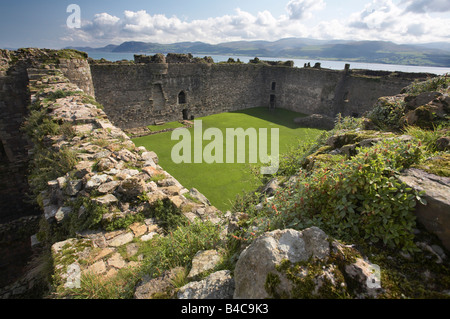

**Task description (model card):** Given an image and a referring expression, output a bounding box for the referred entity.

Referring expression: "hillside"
[67,38,450,67]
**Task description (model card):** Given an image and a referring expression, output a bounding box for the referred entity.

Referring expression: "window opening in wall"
[270,94,276,109]
[271,82,276,90]
[178,91,186,104]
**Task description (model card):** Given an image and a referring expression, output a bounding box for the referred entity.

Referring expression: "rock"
[92,194,118,206]
[187,250,221,280]
[64,263,81,289]
[259,178,279,197]
[107,253,127,269]
[436,137,450,151]
[294,114,335,130]
[340,144,357,157]
[140,232,158,242]
[117,177,147,199]
[126,243,139,257]
[107,232,134,247]
[64,180,83,196]
[163,186,181,196]
[97,181,120,194]
[134,267,184,299]
[142,151,159,164]
[403,102,447,129]
[93,150,112,160]
[178,270,235,299]
[87,260,107,275]
[405,91,443,110]
[326,132,358,149]
[142,166,162,177]
[189,188,210,206]
[86,174,111,190]
[51,238,77,255]
[129,222,148,237]
[416,242,444,264]
[54,206,73,223]
[92,248,114,262]
[44,204,59,220]
[233,227,330,299]
[344,258,382,298]
[398,168,450,250]
[96,158,116,172]
[169,195,185,208]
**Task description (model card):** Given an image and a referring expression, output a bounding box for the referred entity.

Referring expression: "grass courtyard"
[133,107,324,211]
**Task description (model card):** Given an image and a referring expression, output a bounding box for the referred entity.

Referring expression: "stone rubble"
[25,64,223,294]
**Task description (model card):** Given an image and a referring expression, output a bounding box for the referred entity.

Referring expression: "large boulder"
[398,168,450,250]
[233,227,382,299]
[233,227,330,299]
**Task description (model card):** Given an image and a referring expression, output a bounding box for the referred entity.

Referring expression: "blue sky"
[1,0,449,48]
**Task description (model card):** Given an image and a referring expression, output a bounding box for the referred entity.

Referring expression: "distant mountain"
[66,38,450,67]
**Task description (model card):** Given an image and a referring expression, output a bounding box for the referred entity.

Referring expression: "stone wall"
[0,49,96,292]
[91,55,432,129]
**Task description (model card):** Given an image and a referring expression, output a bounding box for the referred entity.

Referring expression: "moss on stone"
[273,257,350,299]
[413,154,450,177]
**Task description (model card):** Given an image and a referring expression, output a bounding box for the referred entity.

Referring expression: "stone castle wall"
[90,56,431,129]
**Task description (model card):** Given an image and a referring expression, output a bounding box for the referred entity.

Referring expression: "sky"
[0,0,450,49]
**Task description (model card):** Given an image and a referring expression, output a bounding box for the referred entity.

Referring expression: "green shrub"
[334,114,365,131]
[42,89,78,103]
[403,125,449,154]
[401,75,450,95]
[22,109,60,143]
[263,138,425,252]
[368,97,407,131]
[148,198,188,232]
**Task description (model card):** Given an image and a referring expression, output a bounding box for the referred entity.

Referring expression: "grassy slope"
[133,107,324,211]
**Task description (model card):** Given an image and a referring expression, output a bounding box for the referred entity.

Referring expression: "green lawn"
[133,107,324,211]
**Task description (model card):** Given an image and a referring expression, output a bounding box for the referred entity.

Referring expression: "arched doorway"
[182,109,189,120]
[270,94,276,109]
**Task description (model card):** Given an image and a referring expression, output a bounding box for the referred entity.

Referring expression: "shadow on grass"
[229,107,308,129]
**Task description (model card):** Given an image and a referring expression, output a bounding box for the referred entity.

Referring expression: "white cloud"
[401,0,450,13]
[63,0,450,46]
[345,0,450,43]
[286,0,326,20]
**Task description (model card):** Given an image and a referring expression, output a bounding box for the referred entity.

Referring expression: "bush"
[401,75,450,95]
[148,198,188,232]
[28,147,78,198]
[368,97,406,131]
[263,138,425,252]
